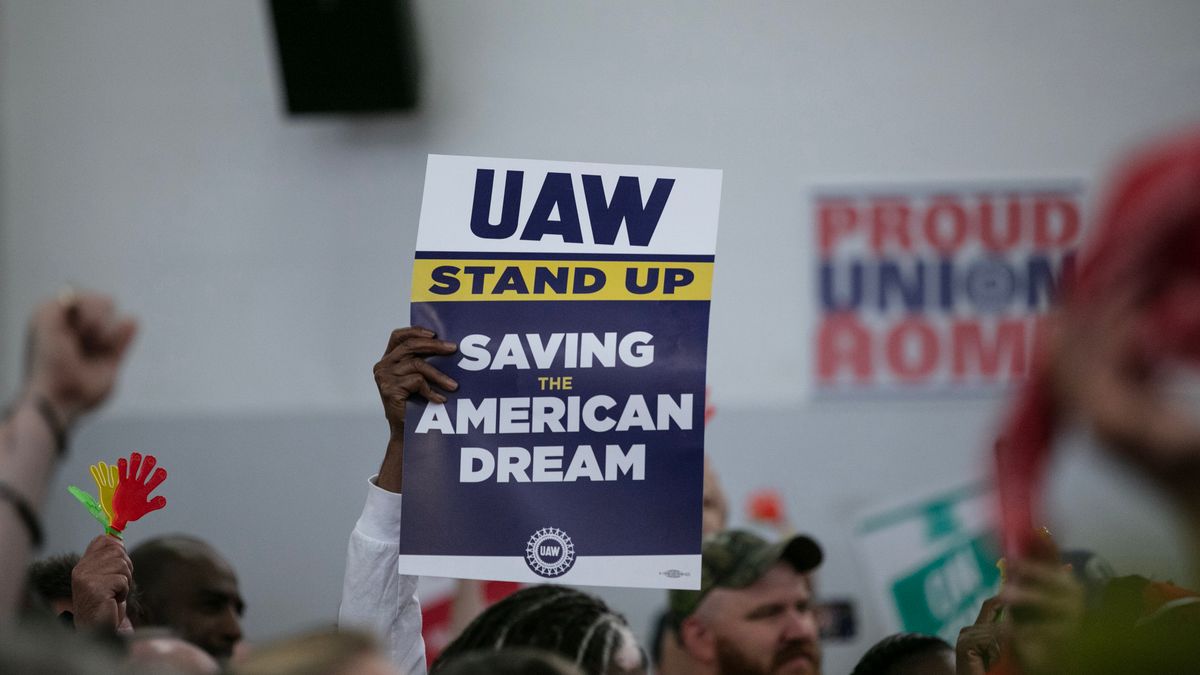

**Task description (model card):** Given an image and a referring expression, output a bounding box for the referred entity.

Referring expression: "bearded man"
[669,529,824,675]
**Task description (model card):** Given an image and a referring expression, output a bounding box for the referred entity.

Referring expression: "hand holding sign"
[111,452,167,532]
[376,327,459,432]
[373,326,458,493]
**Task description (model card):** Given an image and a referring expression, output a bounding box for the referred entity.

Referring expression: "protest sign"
[398,155,721,589]
[854,481,1001,642]
[814,182,1084,396]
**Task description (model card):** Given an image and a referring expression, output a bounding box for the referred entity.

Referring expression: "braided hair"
[433,647,583,675]
[850,632,952,675]
[433,585,642,675]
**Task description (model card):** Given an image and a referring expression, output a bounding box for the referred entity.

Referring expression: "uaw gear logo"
[525,527,576,578]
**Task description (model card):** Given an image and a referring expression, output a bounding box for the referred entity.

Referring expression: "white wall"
[6,1,1200,415]
[4,2,1200,673]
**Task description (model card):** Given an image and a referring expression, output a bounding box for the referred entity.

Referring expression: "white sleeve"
[338,476,427,675]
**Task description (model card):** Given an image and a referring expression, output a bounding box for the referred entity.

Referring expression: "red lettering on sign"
[818,199,859,256]
[1034,195,1081,249]
[816,314,873,382]
[870,198,913,254]
[885,318,939,381]
[816,192,1082,255]
[951,319,1027,379]
[923,197,969,253]
[979,195,1023,252]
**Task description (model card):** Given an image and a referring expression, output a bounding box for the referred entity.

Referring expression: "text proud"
[814,184,1083,394]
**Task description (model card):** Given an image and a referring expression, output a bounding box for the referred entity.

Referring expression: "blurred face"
[702,457,728,536]
[700,563,821,675]
[154,554,245,661]
[126,636,220,675]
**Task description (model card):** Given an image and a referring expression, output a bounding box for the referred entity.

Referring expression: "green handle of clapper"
[68,485,112,531]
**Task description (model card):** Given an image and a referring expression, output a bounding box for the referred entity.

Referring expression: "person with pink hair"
[995,127,1200,674]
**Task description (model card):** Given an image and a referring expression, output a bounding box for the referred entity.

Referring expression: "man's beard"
[714,636,821,675]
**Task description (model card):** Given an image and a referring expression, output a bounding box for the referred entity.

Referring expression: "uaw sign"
[814,183,1084,395]
[398,155,721,589]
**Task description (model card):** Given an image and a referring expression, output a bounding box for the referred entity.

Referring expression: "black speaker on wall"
[269,0,419,114]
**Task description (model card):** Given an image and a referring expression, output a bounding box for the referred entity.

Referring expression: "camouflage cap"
[668,529,823,624]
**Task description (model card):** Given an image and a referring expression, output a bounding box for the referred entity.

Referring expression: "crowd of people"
[2,129,1200,674]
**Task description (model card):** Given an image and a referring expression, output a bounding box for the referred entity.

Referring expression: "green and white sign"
[855,482,1001,642]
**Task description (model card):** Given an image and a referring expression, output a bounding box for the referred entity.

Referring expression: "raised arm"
[339,327,456,674]
[0,292,136,619]
[373,327,458,493]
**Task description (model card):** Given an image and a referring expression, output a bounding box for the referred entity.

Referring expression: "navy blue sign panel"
[401,299,708,558]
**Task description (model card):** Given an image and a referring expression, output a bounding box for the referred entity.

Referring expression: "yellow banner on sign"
[412,259,713,302]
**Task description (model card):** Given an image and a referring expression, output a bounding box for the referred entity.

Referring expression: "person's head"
[670,529,824,675]
[702,455,729,536]
[434,585,646,675]
[25,550,141,629]
[127,630,221,674]
[26,553,80,616]
[231,629,396,675]
[435,647,585,675]
[849,633,953,675]
[129,535,245,661]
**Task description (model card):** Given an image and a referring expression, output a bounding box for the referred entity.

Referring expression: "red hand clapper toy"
[110,452,167,532]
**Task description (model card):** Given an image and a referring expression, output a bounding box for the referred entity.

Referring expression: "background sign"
[854,482,1001,642]
[399,155,722,588]
[814,183,1084,396]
